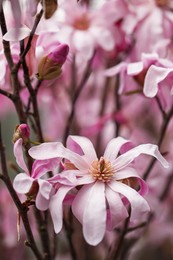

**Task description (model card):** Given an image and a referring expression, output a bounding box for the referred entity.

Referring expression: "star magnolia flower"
[13,138,76,211]
[29,136,169,245]
[57,0,118,59]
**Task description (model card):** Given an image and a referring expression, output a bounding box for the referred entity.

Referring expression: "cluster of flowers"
[13,124,169,246]
[0,0,173,259]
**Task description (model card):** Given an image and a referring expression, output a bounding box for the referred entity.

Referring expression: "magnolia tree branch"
[143,104,173,180]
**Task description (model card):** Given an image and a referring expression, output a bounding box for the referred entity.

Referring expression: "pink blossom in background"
[28,135,169,245]
[55,0,122,60]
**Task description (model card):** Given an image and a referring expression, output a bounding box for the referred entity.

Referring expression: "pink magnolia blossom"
[143,64,173,98]
[13,138,77,236]
[13,138,75,211]
[29,135,169,245]
[56,0,120,60]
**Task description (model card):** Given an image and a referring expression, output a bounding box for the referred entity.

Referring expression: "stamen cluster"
[89,157,113,182]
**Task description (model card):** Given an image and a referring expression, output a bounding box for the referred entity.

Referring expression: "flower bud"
[36,43,69,80]
[12,124,30,144]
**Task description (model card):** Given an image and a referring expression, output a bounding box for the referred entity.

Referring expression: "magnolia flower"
[13,138,76,212]
[56,0,118,59]
[29,135,169,245]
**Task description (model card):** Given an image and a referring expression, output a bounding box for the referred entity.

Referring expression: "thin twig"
[143,105,173,180]
[63,53,94,145]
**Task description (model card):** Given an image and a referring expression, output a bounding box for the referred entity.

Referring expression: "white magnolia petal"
[105,186,128,231]
[108,181,150,220]
[104,137,129,162]
[3,27,31,41]
[127,61,144,75]
[37,179,52,200]
[13,173,33,194]
[143,65,173,98]
[72,183,94,224]
[83,182,106,246]
[104,62,127,77]
[49,186,73,233]
[35,192,50,211]
[29,142,89,170]
[113,144,169,170]
[114,167,140,180]
[67,135,97,163]
[14,139,29,175]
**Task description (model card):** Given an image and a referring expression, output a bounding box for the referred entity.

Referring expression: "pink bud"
[36,43,69,80]
[12,124,30,144]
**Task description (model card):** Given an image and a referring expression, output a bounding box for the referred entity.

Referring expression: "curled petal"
[104,137,130,162]
[67,135,97,164]
[114,167,148,195]
[35,191,50,211]
[105,186,128,231]
[13,173,33,194]
[143,65,173,98]
[48,170,77,186]
[32,158,61,179]
[14,139,29,175]
[108,181,150,220]
[29,142,89,170]
[37,179,52,200]
[113,144,169,170]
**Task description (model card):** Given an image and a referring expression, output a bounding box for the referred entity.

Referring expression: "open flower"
[13,138,76,212]
[29,135,169,245]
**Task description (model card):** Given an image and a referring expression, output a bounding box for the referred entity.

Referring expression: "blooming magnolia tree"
[0,0,173,259]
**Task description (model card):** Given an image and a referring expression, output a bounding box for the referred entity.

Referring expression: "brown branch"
[63,53,94,145]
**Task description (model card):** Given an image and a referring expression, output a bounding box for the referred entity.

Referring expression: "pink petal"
[72,31,94,59]
[104,137,130,162]
[108,181,150,220]
[3,27,31,41]
[72,182,106,245]
[83,181,106,245]
[104,62,127,77]
[32,158,61,179]
[114,167,148,195]
[13,173,33,194]
[105,186,128,231]
[13,139,29,175]
[49,186,73,233]
[72,184,93,224]
[38,179,52,200]
[115,167,141,180]
[29,142,65,159]
[29,142,89,170]
[77,175,94,185]
[127,61,144,75]
[67,135,97,164]
[48,170,77,186]
[113,144,169,170]
[143,65,173,97]
[35,192,50,211]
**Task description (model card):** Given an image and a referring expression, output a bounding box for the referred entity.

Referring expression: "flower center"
[73,15,90,30]
[155,0,170,7]
[89,157,113,182]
